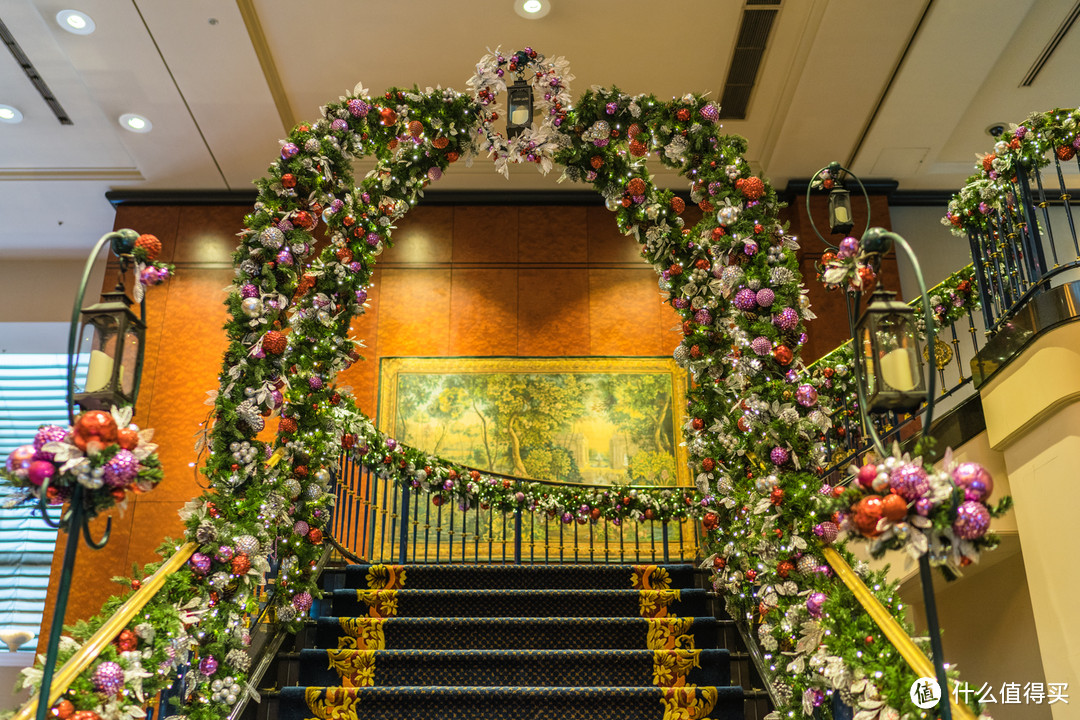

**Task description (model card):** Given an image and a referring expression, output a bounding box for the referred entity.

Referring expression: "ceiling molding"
[235,0,296,133]
[0,168,144,181]
[105,189,633,208]
[783,178,899,199]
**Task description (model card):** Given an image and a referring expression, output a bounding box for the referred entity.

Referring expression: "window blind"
[0,354,86,651]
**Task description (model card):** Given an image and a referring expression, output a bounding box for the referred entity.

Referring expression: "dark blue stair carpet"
[314,615,719,650]
[330,588,708,618]
[279,685,744,720]
[340,563,695,590]
[298,647,731,687]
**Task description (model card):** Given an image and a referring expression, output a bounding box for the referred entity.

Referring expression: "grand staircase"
[257,563,768,720]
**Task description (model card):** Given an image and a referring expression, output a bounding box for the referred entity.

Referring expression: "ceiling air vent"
[0,18,73,125]
[718,6,779,119]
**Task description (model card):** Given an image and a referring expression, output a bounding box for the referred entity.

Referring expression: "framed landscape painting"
[376,357,691,488]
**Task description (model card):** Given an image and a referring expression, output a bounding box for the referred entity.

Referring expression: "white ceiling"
[1,0,1077,257]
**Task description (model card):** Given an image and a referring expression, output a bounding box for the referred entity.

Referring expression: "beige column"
[980,322,1080,719]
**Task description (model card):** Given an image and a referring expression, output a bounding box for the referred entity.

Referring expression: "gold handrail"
[822,547,976,720]
[14,541,198,720]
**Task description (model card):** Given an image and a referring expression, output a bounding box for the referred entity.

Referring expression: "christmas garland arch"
[24,49,996,720]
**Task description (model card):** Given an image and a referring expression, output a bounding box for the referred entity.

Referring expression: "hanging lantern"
[854,289,926,413]
[506,77,534,139]
[73,286,145,411]
[828,187,854,235]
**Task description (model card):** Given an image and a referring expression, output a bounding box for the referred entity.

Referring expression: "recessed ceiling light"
[56,10,96,35]
[0,105,23,123]
[119,113,152,133]
[514,0,550,19]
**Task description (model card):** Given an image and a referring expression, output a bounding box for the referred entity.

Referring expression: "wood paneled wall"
[39,195,893,636]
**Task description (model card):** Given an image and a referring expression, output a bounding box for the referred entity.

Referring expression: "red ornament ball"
[737,416,751,433]
[713,556,726,570]
[777,560,794,578]
[626,178,647,196]
[769,487,785,505]
[115,629,137,652]
[116,427,139,451]
[629,139,648,157]
[263,330,287,355]
[407,120,424,138]
[772,345,793,365]
[671,197,685,214]
[51,700,75,719]
[853,495,885,536]
[737,176,765,201]
[281,173,297,188]
[379,107,398,126]
[135,234,162,260]
[231,553,251,575]
[1057,145,1076,161]
[432,494,444,507]
[590,156,604,170]
[278,417,298,435]
[702,512,719,531]
[676,108,691,122]
[643,508,656,520]
[432,136,449,149]
[745,569,757,581]
[691,418,705,431]
[702,458,715,472]
[308,527,324,545]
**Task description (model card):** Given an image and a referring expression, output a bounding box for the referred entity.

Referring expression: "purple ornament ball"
[198,656,219,676]
[743,241,758,256]
[952,462,993,502]
[91,660,126,694]
[889,463,930,502]
[795,384,818,407]
[240,283,259,299]
[294,520,310,536]
[215,545,234,563]
[280,142,299,160]
[694,308,713,325]
[755,288,775,307]
[427,167,442,182]
[189,552,211,575]
[750,336,772,356]
[34,425,68,455]
[103,449,140,488]
[773,307,800,331]
[734,288,758,311]
[806,592,827,618]
[837,236,860,259]
[561,512,574,524]
[308,375,323,391]
[953,500,990,540]
[276,249,294,266]
[6,444,36,477]
[292,591,313,612]
[813,521,839,544]
[770,447,789,465]
[331,118,348,132]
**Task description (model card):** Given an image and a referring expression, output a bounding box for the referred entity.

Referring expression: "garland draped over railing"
[16,50,1005,720]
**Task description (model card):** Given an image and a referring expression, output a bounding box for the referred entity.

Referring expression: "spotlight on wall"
[514,0,550,19]
[56,10,96,35]
[119,113,152,133]
[0,105,23,124]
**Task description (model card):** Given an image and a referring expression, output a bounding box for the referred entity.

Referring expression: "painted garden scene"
[378,357,690,488]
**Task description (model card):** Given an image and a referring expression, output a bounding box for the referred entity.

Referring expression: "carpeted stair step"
[279,684,744,720]
[340,563,695,590]
[297,647,731,687]
[331,587,708,618]
[314,615,720,650]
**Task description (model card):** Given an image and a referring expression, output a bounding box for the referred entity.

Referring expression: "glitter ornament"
[952,462,993,502]
[857,464,877,488]
[284,478,302,499]
[91,661,125,694]
[750,337,772,356]
[427,167,442,182]
[755,288,775,307]
[277,604,297,623]
[308,375,323,391]
[347,98,370,117]
[280,143,299,160]
[103,449,139,488]
[773,307,799,330]
[889,463,930,502]
[34,425,67,461]
[953,500,990,539]
[699,103,719,123]
[795,384,818,407]
[797,555,817,575]
[303,138,320,153]
[694,308,712,325]
[813,521,839,544]
[215,545,234,563]
[293,520,310,536]
[262,331,287,355]
[235,535,260,555]
[734,288,758,311]
[292,591,313,612]
[806,592,826,618]
[231,553,251,575]
[240,284,259,299]
[770,447,789,465]
[736,176,765,201]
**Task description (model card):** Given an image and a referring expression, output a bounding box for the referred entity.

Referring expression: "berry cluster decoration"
[2,407,164,521]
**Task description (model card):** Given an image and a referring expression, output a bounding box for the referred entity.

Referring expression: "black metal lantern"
[854,289,926,413]
[506,77,534,139]
[828,187,854,235]
[73,286,145,411]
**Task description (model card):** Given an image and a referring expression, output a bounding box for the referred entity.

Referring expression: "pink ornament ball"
[347,99,370,118]
[91,660,126,694]
[770,447,789,465]
[514,491,525,502]
[755,288,775,307]
[889,463,930,501]
[293,520,310,536]
[795,384,818,408]
[292,591,313,612]
[26,460,55,487]
[427,166,442,182]
[750,336,772,356]
[952,500,990,540]
[734,288,758,311]
[694,308,713,325]
[241,283,259,299]
[856,463,877,488]
[837,237,860,259]
[806,592,827,618]
[6,444,35,477]
[34,425,68,454]
[952,462,993,502]
[813,521,838,544]
[199,656,219,676]
[140,266,163,286]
